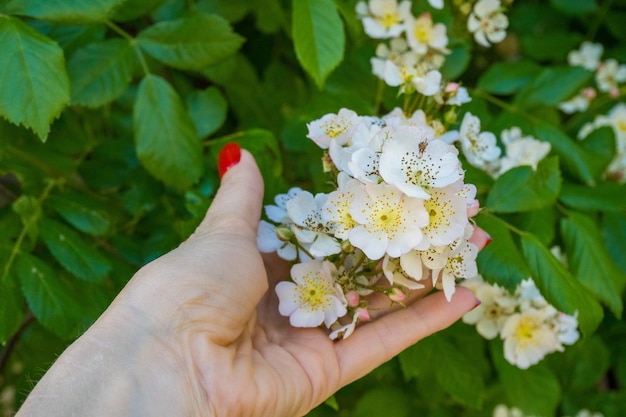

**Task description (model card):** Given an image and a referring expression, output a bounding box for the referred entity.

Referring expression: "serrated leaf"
[491,341,561,416]
[0,280,25,344]
[47,190,112,236]
[16,254,89,339]
[533,120,595,185]
[521,232,604,336]
[475,213,532,292]
[561,211,624,317]
[292,0,345,88]
[435,338,484,409]
[39,218,111,283]
[137,13,244,71]
[477,61,542,95]
[0,17,69,141]
[560,182,626,212]
[5,0,125,23]
[186,87,227,138]
[487,157,561,213]
[134,74,203,189]
[68,39,138,107]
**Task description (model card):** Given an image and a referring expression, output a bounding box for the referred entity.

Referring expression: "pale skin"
[17,151,482,417]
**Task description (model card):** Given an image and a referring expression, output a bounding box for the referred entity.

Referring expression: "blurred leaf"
[0,280,24,344]
[196,0,250,22]
[251,0,286,34]
[512,205,556,246]
[12,195,41,243]
[134,74,203,189]
[559,335,610,392]
[17,254,90,339]
[521,232,604,336]
[399,334,438,379]
[491,341,561,417]
[186,87,227,138]
[487,157,561,213]
[520,31,584,62]
[112,0,166,21]
[353,388,410,417]
[550,0,597,15]
[560,182,626,212]
[606,12,626,40]
[477,61,542,95]
[436,338,485,409]
[39,218,111,283]
[137,12,245,71]
[292,0,345,88]
[5,0,125,22]
[532,120,595,185]
[578,126,616,181]
[68,39,138,107]
[39,23,106,55]
[440,41,470,80]
[47,190,112,236]
[0,17,69,141]
[475,213,531,292]
[561,211,625,317]
[516,66,592,108]
[603,212,626,275]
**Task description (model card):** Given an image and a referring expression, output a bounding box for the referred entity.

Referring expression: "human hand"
[17,148,484,417]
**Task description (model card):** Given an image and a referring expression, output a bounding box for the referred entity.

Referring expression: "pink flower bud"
[445,82,459,93]
[388,288,406,302]
[583,87,597,100]
[420,12,432,19]
[346,291,360,307]
[610,87,619,98]
[355,307,371,321]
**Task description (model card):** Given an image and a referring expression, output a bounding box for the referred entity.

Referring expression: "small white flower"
[276,260,348,328]
[500,307,563,369]
[328,120,382,176]
[595,59,626,93]
[467,0,509,47]
[457,112,502,170]
[567,41,604,71]
[382,254,426,289]
[446,85,472,106]
[496,127,551,176]
[379,126,463,199]
[348,182,430,260]
[492,404,535,417]
[422,183,471,247]
[412,69,443,96]
[307,108,362,149]
[556,311,580,346]
[322,173,361,239]
[427,0,443,9]
[462,276,518,339]
[405,12,449,55]
[357,0,412,39]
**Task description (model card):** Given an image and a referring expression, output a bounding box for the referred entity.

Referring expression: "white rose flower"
[467,0,509,47]
[567,41,603,70]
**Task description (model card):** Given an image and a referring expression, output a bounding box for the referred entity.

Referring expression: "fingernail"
[474,298,482,308]
[484,233,492,247]
[218,143,241,178]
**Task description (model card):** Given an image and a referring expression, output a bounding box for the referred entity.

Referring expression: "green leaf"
[440,41,470,80]
[68,39,138,107]
[491,341,561,417]
[0,16,69,141]
[520,232,604,336]
[47,190,112,236]
[196,0,250,23]
[435,338,484,409]
[578,126,616,181]
[292,0,345,88]
[137,13,245,71]
[477,61,542,95]
[606,12,626,40]
[475,213,532,292]
[550,0,598,15]
[512,205,556,246]
[12,195,41,241]
[134,74,203,189]
[39,218,111,283]
[532,120,595,185]
[516,66,592,108]
[603,212,626,275]
[560,182,626,212]
[561,211,624,317]
[5,0,126,22]
[353,388,410,417]
[0,280,24,344]
[112,0,166,21]
[487,157,561,213]
[520,31,584,63]
[186,87,227,138]
[16,254,90,339]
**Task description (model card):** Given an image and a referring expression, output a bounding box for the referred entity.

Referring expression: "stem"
[105,20,151,76]
[0,312,34,375]
[587,0,614,40]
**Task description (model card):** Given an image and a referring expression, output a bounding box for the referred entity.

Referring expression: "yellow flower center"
[380,12,400,29]
[515,316,540,344]
[297,273,334,310]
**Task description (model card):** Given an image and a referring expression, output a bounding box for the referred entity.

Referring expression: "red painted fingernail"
[218,143,241,178]
[474,298,482,308]
[484,233,492,247]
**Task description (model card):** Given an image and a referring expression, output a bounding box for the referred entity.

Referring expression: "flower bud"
[321,152,335,173]
[444,107,457,124]
[388,287,406,302]
[341,240,354,253]
[276,226,293,242]
[346,290,360,307]
[355,307,371,321]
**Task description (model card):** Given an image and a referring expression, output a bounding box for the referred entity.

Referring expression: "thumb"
[195,145,265,241]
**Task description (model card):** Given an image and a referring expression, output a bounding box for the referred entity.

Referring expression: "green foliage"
[0,0,625,415]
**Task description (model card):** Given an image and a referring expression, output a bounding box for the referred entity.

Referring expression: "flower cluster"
[258,107,480,339]
[559,41,626,113]
[462,272,579,369]
[356,0,510,95]
[577,102,626,182]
